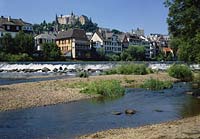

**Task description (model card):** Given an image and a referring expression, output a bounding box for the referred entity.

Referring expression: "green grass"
[140,78,173,90]
[168,64,193,81]
[81,80,125,97]
[105,64,151,75]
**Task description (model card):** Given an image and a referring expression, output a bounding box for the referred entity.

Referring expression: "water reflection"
[89,96,123,104]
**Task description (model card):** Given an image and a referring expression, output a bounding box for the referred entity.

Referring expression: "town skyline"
[0,0,168,35]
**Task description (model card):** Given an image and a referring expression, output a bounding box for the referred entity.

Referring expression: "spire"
[55,14,58,23]
[71,11,74,16]
[54,14,59,32]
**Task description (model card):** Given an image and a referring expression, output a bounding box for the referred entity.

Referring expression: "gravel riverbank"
[0,72,177,111]
[80,115,200,139]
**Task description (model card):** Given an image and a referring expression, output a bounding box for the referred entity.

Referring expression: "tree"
[0,33,15,53]
[121,45,145,61]
[165,0,200,63]
[42,43,61,61]
[111,29,122,34]
[14,31,35,55]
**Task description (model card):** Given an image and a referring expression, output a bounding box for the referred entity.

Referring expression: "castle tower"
[54,14,59,32]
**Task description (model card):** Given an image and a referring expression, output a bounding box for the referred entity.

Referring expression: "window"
[16,26,19,30]
[7,25,10,30]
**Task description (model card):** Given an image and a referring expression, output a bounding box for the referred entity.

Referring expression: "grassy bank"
[104,64,153,75]
[140,78,173,90]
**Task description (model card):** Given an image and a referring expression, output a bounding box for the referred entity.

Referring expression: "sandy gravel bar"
[0,72,177,111]
[80,115,200,139]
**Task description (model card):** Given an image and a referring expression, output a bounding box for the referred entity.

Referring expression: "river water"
[0,82,200,139]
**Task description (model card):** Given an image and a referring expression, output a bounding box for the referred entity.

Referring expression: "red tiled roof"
[163,47,173,52]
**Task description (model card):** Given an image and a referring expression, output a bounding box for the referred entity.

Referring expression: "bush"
[81,80,125,97]
[168,64,193,81]
[105,64,148,75]
[141,78,173,90]
[0,52,33,62]
[78,71,89,78]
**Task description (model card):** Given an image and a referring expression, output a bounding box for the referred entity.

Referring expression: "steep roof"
[56,28,88,40]
[117,34,126,42]
[95,31,126,42]
[0,16,31,26]
[0,27,5,32]
[35,33,56,40]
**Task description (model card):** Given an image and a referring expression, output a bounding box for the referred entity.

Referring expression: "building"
[91,31,123,54]
[131,28,145,36]
[34,33,56,51]
[0,16,33,38]
[147,33,171,59]
[117,33,129,50]
[57,12,89,26]
[126,33,155,59]
[56,28,90,59]
[79,15,89,25]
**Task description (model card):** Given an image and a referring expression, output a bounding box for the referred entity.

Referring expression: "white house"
[91,32,123,54]
[34,33,56,51]
[0,16,33,38]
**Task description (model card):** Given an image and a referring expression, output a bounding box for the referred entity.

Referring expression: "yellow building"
[56,29,90,59]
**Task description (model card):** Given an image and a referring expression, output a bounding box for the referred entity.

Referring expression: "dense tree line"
[0,31,62,61]
[165,0,200,63]
[33,18,98,34]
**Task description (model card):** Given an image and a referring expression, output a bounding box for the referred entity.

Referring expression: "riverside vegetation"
[168,64,193,81]
[104,64,153,75]
[140,78,173,90]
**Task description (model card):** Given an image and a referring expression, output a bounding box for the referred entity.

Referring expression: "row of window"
[22,26,33,30]
[104,41,121,46]
[60,46,71,51]
[6,25,32,31]
[57,40,71,45]
[38,39,53,44]
[105,47,122,52]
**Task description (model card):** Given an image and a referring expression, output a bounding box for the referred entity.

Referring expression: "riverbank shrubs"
[81,80,125,97]
[78,71,89,78]
[141,78,173,90]
[105,64,150,75]
[168,64,193,81]
[0,52,33,61]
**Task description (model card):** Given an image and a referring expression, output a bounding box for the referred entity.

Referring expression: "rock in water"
[42,67,50,72]
[53,68,58,72]
[154,109,164,112]
[125,109,136,115]
[112,111,122,115]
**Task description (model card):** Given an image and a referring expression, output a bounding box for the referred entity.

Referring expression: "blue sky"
[0,0,168,35]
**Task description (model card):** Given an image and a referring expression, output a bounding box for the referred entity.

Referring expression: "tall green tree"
[0,33,15,53]
[165,0,200,63]
[121,45,145,61]
[42,42,61,61]
[14,31,35,55]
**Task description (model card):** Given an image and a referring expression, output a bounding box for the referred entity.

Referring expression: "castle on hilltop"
[56,12,89,26]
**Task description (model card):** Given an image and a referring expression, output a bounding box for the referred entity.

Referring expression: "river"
[0,82,200,139]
